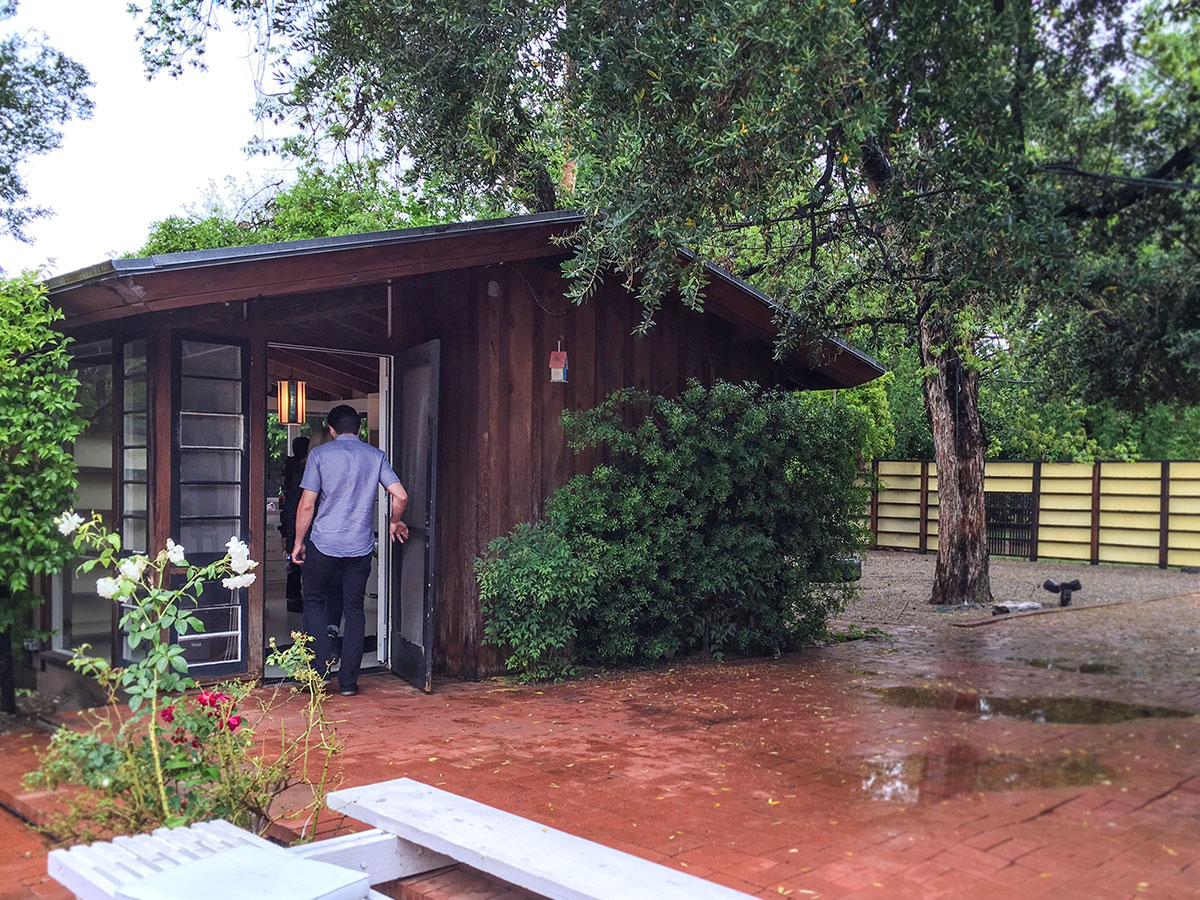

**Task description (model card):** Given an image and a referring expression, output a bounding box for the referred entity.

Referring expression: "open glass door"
[170,335,251,676]
[389,340,440,692]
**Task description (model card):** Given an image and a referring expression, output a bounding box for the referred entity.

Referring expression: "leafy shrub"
[478,380,871,680]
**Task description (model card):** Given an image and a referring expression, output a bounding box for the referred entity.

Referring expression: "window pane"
[124,377,147,412]
[181,376,241,414]
[122,516,147,553]
[76,363,115,428]
[123,448,147,481]
[179,635,241,666]
[180,449,241,482]
[181,341,240,378]
[180,413,242,448]
[123,482,148,514]
[65,590,112,649]
[124,340,147,377]
[77,472,112,512]
[180,519,241,554]
[123,412,147,445]
[186,604,241,634]
[180,484,241,518]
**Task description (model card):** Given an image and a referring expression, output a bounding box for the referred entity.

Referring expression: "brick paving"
[3,590,1200,899]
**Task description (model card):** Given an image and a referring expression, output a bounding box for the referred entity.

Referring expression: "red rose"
[226,715,242,731]
[197,690,217,707]
[159,705,175,724]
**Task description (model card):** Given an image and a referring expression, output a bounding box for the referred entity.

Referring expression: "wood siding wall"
[871,459,1200,569]
[432,262,787,678]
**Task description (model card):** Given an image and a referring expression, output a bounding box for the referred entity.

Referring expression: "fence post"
[1030,460,1041,562]
[919,461,929,554]
[1090,462,1101,566]
[870,458,879,548]
[1160,460,1170,569]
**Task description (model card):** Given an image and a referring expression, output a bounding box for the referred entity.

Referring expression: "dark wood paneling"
[150,330,172,557]
[247,333,268,679]
[450,271,798,678]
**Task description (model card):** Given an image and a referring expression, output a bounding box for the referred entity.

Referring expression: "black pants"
[301,541,372,690]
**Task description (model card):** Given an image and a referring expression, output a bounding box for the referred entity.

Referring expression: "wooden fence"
[870,460,1200,569]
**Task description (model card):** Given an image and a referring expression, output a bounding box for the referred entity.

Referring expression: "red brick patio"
[4,591,1200,899]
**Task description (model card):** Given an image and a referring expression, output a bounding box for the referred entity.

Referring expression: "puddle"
[874,686,1192,724]
[1012,658,1121,675]
[859,744,1115,803]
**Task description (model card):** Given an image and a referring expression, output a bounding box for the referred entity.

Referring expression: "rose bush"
[28,513,342,838]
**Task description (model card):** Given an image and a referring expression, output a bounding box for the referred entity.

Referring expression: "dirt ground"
[840,549,1200,626]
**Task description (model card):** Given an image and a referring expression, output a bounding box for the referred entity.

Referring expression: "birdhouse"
[549,350,568,383]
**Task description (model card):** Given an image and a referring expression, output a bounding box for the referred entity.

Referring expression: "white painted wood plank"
[113,845,370,900]
[145,827,214,861]
[48,848,123,900]
[196,819,284,853]
[289,829,452,882]
[65,844,152,885]
[328,779,754,900]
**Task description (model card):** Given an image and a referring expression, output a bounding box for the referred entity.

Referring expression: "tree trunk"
[919,317,992,605]
[0,630,15,716]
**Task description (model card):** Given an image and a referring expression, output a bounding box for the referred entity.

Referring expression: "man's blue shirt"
[301,433,400,558]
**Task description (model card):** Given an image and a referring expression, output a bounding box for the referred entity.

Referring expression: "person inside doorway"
[291,405,409,696]
[278,435,310,613]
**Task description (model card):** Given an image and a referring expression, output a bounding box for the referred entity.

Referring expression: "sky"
[0,0,296,277]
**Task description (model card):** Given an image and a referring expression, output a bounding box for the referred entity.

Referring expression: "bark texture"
[919,316,993,605]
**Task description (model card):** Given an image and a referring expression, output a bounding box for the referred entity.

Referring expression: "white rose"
[221,573,257,591]
[230,554,259,575]
[166,539,186,565]
[55,511,85,536]
[118,558,147,582]
[96,577,119,599]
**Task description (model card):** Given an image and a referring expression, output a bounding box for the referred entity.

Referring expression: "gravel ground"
[840,548,1200,627]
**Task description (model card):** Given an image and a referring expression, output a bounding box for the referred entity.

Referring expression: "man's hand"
[389,520,410,543]
[291,541,306,565]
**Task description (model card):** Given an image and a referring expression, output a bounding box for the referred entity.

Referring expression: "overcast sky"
[0,0,295,277]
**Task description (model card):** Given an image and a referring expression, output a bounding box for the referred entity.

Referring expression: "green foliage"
[134,161,497,256]
[131,0,1200,602]
[28,516,343,837]
[477,381,870,680]
[0,1,92,241]
[0,273,85,633]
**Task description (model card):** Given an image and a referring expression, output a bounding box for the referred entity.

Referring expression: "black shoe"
[338,686,358,697]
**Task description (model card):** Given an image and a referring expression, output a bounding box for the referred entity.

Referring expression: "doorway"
[264,344,392,681]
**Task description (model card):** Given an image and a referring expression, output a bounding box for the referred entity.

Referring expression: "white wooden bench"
[46,818,434,900]
[49,778,755,900]
[327,777,755,900]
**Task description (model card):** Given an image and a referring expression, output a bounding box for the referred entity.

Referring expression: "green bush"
[477,380,870,680]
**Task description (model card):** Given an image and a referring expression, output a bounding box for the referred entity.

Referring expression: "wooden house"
[36,211,883,694]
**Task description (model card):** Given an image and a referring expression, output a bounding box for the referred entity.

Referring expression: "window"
[174,337,250,673]
[52,342,116,657]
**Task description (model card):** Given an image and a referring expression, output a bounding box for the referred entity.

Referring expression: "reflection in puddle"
[1013,658,1121,675]
[859,744,1115,803]
[874,686,1192,724]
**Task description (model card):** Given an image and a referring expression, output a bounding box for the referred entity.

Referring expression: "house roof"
[45,210,884,388]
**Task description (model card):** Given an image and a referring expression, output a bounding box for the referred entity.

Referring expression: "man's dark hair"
[291,435,310,456]
[327,404,363,435]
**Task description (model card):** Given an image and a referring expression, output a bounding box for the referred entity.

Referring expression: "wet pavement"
[3,590,1200,899]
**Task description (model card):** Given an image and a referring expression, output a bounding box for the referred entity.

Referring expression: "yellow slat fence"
[870,460,1200,569]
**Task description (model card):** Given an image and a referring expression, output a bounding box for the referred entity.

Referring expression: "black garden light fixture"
[1043,577,1082,607]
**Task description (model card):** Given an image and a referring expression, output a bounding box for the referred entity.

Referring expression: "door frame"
[266,342,396,669]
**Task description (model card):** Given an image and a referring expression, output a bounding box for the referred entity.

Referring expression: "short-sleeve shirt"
[301,434,401,558]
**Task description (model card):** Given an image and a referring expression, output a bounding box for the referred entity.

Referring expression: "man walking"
[291,404,408,696]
